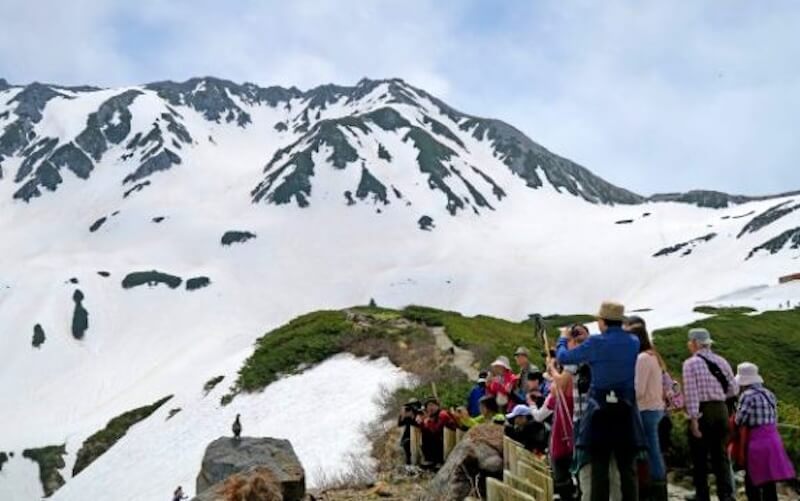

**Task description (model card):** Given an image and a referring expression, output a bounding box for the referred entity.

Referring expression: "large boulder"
[193,437,305,501]
[422,424,505,501]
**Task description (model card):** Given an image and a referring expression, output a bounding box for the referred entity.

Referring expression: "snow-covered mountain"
[1,76,800,500]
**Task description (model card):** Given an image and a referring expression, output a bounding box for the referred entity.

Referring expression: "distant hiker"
[416,397,455,468]
[628,320,668,501]
[504,404,548,453]
[487,355,518,410]
[173,486,187,501]
[513,346,535,402]
[682,328,737,501]
[456,395,504,428]
[398,398,422,465]
[734,362,795,501]
[467,371,489,417]
[557,301,643,501]
[232,414,242,440]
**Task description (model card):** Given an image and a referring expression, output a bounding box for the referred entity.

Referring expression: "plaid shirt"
[682,348,738,418]
[736,385,777,427]
[566,364,589,423]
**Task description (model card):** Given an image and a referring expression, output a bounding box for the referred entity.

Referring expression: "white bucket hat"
[735,362,764,387]
[490,355,511,371]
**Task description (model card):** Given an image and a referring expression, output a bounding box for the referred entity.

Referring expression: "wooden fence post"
[410,426,423,465]
[444,427,457,459]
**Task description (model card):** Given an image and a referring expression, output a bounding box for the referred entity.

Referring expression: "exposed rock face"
[194,437,305,501]
[422,424,504,501]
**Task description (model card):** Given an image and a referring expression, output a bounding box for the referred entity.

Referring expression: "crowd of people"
[399,301,796,501]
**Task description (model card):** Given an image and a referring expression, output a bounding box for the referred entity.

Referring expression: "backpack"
[661,370,684,411]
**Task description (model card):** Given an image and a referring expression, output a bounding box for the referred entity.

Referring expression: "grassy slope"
[654,309,800,413]
[232,304,800,469]
[72,395,173,476]
[654,308,800,468]
[232,305,593,407]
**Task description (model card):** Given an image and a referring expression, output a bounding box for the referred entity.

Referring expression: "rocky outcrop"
[422,424,504,501]
[193,437,305,501]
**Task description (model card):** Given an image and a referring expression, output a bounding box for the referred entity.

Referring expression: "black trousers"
[745,473,778,501]
[552,455,576,501]
[401,438,411,465]
[687,401,734,501]
[588,402,638,501]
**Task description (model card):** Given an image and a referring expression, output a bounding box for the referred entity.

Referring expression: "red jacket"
[420,410,455,434]
[487,370,519,409]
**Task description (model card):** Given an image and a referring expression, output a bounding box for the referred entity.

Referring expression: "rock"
[193,437,305,501]
[193,466,284,501]
[422,424,504,501]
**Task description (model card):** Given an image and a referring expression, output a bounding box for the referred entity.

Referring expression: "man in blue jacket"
[467,371,488,417]
[557,301,642,501]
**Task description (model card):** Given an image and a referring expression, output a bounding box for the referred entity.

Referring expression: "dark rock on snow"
[186,276,211,291]
[121,270,182,289]
[71,289,88,340]
[32,324,46,348]
[89,216,107,232]
[193,437,305,501]
[221,231,257,246]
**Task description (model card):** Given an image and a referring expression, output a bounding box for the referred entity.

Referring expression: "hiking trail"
[430,326,478,381]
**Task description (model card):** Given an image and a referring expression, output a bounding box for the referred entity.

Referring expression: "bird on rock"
[232,414,242,440]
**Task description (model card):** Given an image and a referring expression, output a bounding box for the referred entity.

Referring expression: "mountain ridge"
[1,76,792,210]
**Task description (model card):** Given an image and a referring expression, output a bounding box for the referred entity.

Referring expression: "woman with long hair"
[628,320,668,501]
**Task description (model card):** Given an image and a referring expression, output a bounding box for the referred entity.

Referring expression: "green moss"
[22,444,66,497]
[72,395,172,476]
[203,375,225,395]
[692,305,757,315]
[235,311,351,393]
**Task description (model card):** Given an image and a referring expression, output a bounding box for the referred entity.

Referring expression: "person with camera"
[398,398,422,465]
[557,301,643,501]
[486,355,519,411]
[416,396,456,468]
[682,328,737,501]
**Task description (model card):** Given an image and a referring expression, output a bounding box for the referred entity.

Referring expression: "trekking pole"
[528,313,549,359]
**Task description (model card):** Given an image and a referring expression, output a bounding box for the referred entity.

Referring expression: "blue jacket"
[556,327,640,400]
[467,385,486,417]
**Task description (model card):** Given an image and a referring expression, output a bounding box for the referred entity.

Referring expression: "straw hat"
[597,301,625,322]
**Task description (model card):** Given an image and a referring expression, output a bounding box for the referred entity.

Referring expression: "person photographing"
[556,301,643,501]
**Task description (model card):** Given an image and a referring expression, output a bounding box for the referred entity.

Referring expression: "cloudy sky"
[1,0,798,195]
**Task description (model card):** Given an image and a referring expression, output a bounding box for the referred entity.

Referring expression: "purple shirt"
[682,348,738,418]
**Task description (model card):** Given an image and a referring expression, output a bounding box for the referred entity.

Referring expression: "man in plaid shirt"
[682,328,737,501]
